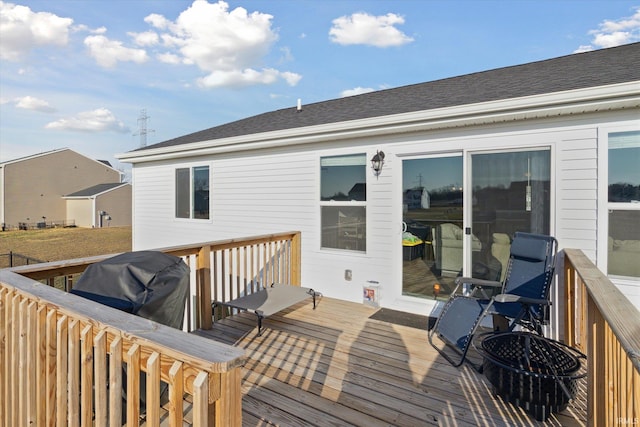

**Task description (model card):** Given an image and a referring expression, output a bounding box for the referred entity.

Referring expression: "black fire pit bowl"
[479,332,585,421]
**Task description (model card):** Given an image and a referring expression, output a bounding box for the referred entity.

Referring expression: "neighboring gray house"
[0,148,131,229]
[117,43,640,322]
[63,182,132,228]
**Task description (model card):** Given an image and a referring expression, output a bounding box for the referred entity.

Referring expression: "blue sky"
[1,1,639,175]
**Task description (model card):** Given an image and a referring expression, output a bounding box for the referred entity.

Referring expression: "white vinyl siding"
[130,113,640,312]
[556,132,598,259]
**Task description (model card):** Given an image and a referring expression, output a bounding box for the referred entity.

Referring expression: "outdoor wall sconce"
[371,150,385,177]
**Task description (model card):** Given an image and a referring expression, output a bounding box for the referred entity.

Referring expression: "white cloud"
[45,108,129,133]
[129,30,159,47]
[341,87,375,97]
[0,2,74,61]
[591,31,634,48]
[280,71,302,86]
[156,52,182,64]
[84,34,148,68]
[329,12,414,47]
[198,67,300,88]
[573,44,593,53]
[279,46,294,63]
[146,0,299,88]
[144,13,170,30]
[575,7,640,52]
[14,96,56,112]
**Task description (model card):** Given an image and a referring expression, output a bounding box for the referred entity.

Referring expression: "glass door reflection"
[402,155,463,299]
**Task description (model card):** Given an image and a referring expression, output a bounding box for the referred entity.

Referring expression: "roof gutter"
[117,81,640,164]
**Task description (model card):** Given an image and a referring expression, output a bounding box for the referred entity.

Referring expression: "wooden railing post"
[291,232,301,286]
[197,245,212,330]
[212,369,242,426]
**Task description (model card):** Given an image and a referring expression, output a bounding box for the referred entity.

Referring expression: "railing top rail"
[0,269,246,372]
[7,252,123,279]
[159,231,301,257]
[7,231,301,280]
[565,248,640,372]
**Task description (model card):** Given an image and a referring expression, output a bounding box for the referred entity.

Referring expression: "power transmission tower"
[133,109,154,148]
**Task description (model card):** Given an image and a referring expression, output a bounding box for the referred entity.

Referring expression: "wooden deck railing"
[564,249,640,427]
[10,231,302,332]
[0,269,246,427]
[161,231,302,330]
[1,231,301,426]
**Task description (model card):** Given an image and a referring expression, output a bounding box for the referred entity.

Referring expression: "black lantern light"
[371,150,385,177]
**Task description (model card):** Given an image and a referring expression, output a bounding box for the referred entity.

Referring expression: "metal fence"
[0,252,46,269]
[1,219,75,231]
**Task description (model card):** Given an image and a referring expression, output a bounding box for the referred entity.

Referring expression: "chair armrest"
[493,294,551,306]
[452,277,502,298]
[454,277,502,288]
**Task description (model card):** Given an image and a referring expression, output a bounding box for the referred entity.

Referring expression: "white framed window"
[607,130,640,279]
[175,165,210,219]
[320,154,366,252]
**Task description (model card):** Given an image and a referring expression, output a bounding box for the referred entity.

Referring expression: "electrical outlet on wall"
[344,269,352,281]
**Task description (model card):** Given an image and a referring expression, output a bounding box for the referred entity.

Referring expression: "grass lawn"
[0,226,132,265]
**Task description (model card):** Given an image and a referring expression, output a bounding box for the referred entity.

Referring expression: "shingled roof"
[136,42,640,152]
[64,183,127,198]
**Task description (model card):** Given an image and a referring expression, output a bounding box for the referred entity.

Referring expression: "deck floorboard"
[195,296,587,427]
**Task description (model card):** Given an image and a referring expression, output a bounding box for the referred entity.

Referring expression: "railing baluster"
[35,305,46,426]
[68,319,80,427]
[192,372,209,426]
[168,361,184,427]
[94,330,108,427]
[45,309,57,426]
[126,343,141,426]
[80,324,93,427]
[146,352,161,427]
[0,288,6,427]
[11,293,20,427]
[109,336,122,427]
[56,315,68,427]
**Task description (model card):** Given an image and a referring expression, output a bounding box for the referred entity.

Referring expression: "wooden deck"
[195,296,587,427]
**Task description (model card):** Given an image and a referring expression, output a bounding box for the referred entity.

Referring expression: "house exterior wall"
[95,185,132,227]
[66,199,93,227]
[130,110,640,315]
[1,149,121,227]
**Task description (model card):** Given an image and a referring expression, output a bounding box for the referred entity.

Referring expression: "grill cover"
[71,250,190,329]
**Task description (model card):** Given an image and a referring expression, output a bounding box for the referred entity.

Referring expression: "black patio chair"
[428,232,558,370]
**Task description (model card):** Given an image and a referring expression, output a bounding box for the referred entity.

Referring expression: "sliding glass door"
[401,148,551,300]
[469,149,551,281]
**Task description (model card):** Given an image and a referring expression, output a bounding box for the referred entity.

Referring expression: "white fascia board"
[117,81,640,164]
